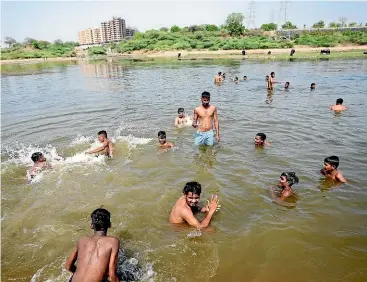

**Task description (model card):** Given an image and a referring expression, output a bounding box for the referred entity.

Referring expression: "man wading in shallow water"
[192,91,220,146]
[65,208,120,282]
[170,181,220,228]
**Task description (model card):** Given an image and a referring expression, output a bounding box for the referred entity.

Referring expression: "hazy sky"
[1,1,367,42]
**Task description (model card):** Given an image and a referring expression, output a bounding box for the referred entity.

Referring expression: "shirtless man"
[192,91,219,146]
[65,208,120,282]
[86,130,114,157]
[330,98,347,112]
[214,72,222,84]
[267,72,276,90]
[174,108,189,127]
[169,181,219,228]
[158,131,174,149]
[29,152,50,179]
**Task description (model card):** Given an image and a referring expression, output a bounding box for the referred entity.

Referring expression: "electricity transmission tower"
[277,1,290,28]
[246,1,256,29]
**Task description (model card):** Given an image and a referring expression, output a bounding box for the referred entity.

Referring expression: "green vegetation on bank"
[1,39,78,60]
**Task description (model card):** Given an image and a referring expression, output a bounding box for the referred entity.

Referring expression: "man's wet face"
[271,73,275,78]
[98,134,106,142]
[278,176,287,187]
[185,192,200,207]
[178,112,184,118]
[158,137,166,144]
[39,155,46,162]
[254,136,263,145]
[323,162,333,171]
[201,97,210,107]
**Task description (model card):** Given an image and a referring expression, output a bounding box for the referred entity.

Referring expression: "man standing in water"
[192,91,220,146]
[86,130,114,157]
[267,72,276,90]
[214,72,222,84]
[170,181,220,228]
[65,208,120,282]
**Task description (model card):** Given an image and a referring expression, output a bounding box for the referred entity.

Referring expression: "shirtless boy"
[330,98,347,112]
[320,155,347,183]
[311,83,316,90]
[270,172,299,206]
[192,91,220,146]
[267,72,276,90]
[254,133,270,146]
[65,208,120,282]
[158,131,174,149]
[29,152,49,179]
[86,130,114,157]
[169,181,219,228]
[284,82,290,90]
[214,72,222,84]
[174,108,189,127]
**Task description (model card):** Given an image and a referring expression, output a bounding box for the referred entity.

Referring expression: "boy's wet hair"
[281,172,299,186]
[183,181,202,195]
[202,91,210,99]
[91,208,111,231]
[31,152,43,162]
[98,130,107,138]
[178,108,185,113]
[158,131,166,139]
[336,98,343,105]
[311,83,316,87]
[256,133,266,141]
[218,72,222,75]
[285,81,290,85]
[271,72,275,75]
[243,76,247,78]
[324,155,339,169]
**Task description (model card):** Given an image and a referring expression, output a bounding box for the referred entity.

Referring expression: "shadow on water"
[193,144,221,169]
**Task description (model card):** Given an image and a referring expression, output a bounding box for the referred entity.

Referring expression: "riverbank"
[1,45,366,65]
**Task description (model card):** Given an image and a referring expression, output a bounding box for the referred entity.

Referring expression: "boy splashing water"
[86,130,114,157]
[65,208,120,282]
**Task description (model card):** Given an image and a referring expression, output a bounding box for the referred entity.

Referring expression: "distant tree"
[205,24,219,32]
[32,41,40,49]
[4,36,16,48]
[336,23,342,28]
[312,20,325,28]
[160,27,169,32]
[23,37,36,45]
[260,23,277,31]
[281,21,297,29]
[54,39,63,45]
[339,17,347,27]
[225,13,245,36]
[170,25,181,32]
[109,42,116,50]
[38,40,51,49]
[303,24,306,29]
[348,22,357,27]
[329,22,337,28]
[188,25,199,33]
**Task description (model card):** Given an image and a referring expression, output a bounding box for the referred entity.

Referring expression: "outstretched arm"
[86,141,108,154]
[213,108,220,141]
[174,117,179,127]
[192,109,198,128]
[65,244,78,273]
[108,238,120,282]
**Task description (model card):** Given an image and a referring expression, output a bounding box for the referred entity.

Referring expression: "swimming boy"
[284,82,290,90]
[174,108,189,127]
[233,77,239,83]
[29,152,49,179]
[169,181,220,228]
[330,98,347,111]
[243,76,248,81]
[192,91,220,145]
[254,133,270,146]
[270,172,299,206]
[65,208,120,282]
[311,83,316,90]
[158,131,174,149]
[214,72,222,84]
[320,156,347,183]
[86,130,114,157]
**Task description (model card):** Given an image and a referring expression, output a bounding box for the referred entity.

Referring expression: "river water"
[1,58,367,281]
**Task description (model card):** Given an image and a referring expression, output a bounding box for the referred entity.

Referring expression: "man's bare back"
[67,235,119,282]
[330,105,347,111]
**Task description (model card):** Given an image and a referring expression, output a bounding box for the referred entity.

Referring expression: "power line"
[246,1,256,29]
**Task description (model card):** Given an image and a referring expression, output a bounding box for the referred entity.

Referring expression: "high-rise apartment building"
[125,28,136,38]
[100,17,126,43]
[78,27,102,45]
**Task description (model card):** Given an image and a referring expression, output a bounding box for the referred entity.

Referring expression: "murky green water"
[1,59,367,281]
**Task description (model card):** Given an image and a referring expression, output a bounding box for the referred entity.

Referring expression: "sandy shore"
[1,45,366,65]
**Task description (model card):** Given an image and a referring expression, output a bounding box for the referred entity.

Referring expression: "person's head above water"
[91,208,111,232]
[98,130,107,142]
[254,133,267,145]
[201,91,210,108]
[178,108,185,117]
[243,76,247,80]
[218,72,222,76]
[323,155,339,170]
[31,152,46,163]
[271,72,275,78]
[285,82,290,89]
[279,172,299,188]
[336,98,343,105]
[182,181,202,207]
[158,131,167,144]
[311,83,316,90]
